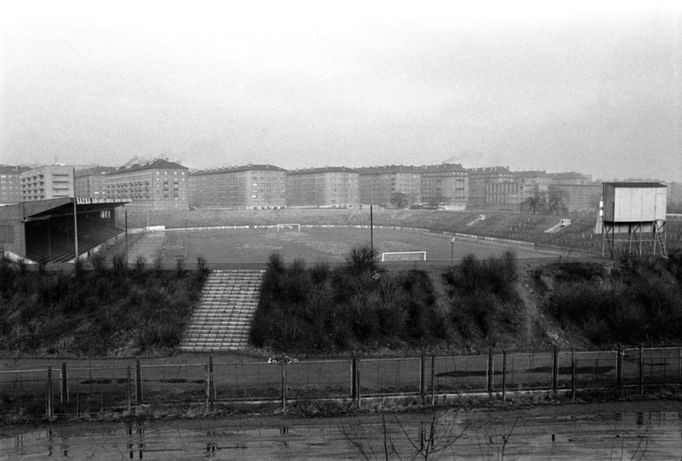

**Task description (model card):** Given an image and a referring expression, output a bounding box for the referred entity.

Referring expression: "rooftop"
[190,164,286,176]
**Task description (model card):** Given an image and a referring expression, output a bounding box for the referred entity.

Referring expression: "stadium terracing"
[0,198,127,264]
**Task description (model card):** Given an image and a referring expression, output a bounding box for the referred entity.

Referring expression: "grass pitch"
[125,226,565,265]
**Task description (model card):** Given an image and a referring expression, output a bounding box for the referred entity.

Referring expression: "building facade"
[486,181,523,210]
[286,167,359,207]
[467,167,513,208]
[21,165,74,202]
[75,167,116,200]
[189,165,286,209]
[0,166,29,204]
[421,164,468,209]
[557,182,602,212]
[105,159,189,209]
[357,166,422,207]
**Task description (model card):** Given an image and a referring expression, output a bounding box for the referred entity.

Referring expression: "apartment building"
[357,165,422,207]
[21,165,74,201]
[467,166,513,208]
[75,167,116,200]
[189,165,286,209]
[421,164,468,209]
[0,165,29,204]
[286,167,359,207]
[105,159,189,209]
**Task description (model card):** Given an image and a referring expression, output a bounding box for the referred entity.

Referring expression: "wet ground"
[1,401,682,460]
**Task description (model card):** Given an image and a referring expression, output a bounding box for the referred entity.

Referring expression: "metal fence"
[2,346,681,419]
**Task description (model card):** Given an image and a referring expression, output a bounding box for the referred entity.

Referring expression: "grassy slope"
[0,258,207,356]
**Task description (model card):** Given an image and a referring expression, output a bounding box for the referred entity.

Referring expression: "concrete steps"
[179,269,265,353]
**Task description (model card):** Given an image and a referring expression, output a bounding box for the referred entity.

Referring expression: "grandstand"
[0,198,127,264]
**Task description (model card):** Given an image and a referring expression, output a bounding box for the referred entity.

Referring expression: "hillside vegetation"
[536,249,682,346]
[252,247,682,354]
[250,249,526,353]
[0,256,208,356]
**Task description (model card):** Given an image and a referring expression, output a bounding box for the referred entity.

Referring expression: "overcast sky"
[1,1,680,181]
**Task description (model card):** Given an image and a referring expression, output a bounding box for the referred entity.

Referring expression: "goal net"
[276,223,301,232]
[380,251,427,262]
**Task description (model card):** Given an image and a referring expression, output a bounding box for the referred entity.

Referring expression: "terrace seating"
[179,270,265,352]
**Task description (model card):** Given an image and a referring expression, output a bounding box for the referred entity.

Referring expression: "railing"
[2,346,681,419]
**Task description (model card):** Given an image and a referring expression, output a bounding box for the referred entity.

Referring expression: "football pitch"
[125,226,565,265]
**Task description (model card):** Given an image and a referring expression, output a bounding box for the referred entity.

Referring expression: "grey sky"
[1,1,680,181]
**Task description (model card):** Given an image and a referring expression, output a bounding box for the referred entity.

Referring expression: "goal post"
[380,251,427,262]
[276,223,301,232]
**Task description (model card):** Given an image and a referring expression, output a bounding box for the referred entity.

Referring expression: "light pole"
[450,236,455,264]
[370,204,374,256]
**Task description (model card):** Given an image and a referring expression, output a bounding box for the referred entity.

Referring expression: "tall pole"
[450,236,455,264]
[72,168,79,259]
[370,204,374,255]
[124,208,128,258]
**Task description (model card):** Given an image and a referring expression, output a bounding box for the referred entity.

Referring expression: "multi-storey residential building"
[286,167,359,207]
[668,182,682,213]
[467,167,513,208]
[554,182,602,212]
[548,172,599,212]
[357,165,422,207]
[189,165,286,209]
[21,165,74,201]
[105,159,189,209]
[0,166,29,204]
[75,167,116,200]
[486,181,523,210]
[421,164,468,209]
[549,172,592,185]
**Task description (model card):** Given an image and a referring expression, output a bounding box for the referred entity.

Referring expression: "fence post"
[135,358,143,405]
[355,356,361,409]
[679,347,682,388]
[60,361,68,404]
[281,360,287,412]
[420,349,426,403]
[487,346,493,396]
[616,345,622,393]
[209,355,214,411]
[126,365,132,412]
[571,350,576,401]
[430,354,435,405]
[639,345,644,395]
[205,358,211,412]
[46,366,53,420]
[502,351,507,401]
[350,356,356,402]
[552,345,558,395]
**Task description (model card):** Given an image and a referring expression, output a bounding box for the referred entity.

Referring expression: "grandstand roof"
[3,198,128,221]
[190,164,286,176]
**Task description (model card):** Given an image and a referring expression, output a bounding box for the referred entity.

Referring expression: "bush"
[251,250,442,352]
[544,254,682,345]
[442,252,521,345]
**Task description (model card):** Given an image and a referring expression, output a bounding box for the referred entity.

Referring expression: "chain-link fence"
[3,347,682,418]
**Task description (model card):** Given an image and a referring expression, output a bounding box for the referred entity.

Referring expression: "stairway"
[179,270,265,352]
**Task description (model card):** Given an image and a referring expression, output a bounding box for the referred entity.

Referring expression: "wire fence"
[2,346,682,419]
